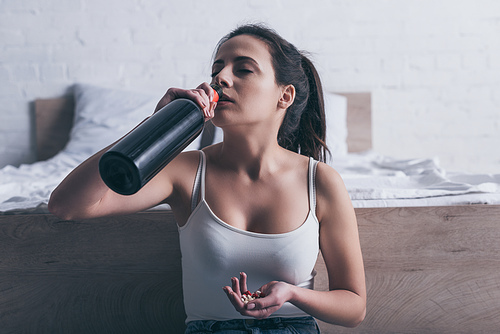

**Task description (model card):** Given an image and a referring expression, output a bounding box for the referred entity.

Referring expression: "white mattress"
[331,151,500,208]
[1,150,499,214]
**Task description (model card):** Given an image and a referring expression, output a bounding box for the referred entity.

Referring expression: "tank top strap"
[191,150,206,212]
[308,157,319,213]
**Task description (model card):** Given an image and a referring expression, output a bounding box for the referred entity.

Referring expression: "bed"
[1,83,499,333]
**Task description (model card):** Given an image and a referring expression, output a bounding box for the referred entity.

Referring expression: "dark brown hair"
[215,24,330,162]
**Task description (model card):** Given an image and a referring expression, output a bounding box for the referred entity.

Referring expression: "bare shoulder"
[314,162,354,224]
[167,149,201,169]
[152,149,202,205]
[315,162,346,196]
[162,150,201,183]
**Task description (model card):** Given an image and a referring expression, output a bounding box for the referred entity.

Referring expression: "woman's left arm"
[289,162,366,326]
[223,162,366,327]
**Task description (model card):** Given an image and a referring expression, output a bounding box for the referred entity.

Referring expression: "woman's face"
[210,34,285,129]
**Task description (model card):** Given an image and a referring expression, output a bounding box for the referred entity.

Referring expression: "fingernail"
[246,303,256,310]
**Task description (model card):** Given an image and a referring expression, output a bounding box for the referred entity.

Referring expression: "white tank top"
[178,151,320,323]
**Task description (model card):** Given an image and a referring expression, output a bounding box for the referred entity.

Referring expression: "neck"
[214,129,285,180]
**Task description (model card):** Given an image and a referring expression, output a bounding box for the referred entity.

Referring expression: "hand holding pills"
[222,272,291,319]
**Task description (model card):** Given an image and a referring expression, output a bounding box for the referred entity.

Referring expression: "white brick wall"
[1,0,499,173]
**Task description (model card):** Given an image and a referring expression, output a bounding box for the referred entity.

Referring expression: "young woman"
[49,24,366,333]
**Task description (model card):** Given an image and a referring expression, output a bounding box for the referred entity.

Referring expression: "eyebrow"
[212,56,259,67]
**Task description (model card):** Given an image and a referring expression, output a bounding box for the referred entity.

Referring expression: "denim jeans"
[184,316,320,334]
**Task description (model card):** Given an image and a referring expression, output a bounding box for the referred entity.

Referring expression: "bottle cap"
[210,84,223,103]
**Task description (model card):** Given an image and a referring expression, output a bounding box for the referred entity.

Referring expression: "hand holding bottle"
[154,82,220,120]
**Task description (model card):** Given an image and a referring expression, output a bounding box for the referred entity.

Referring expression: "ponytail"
[297,55,329,162]
[276,54,329,161]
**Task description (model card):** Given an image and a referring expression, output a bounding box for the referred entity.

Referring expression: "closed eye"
[211,69,252,78]
[237,69,253,75]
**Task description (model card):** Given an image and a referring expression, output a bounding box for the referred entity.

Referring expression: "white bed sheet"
[331,151,500,208]
[1,150,499,214]
[0,152,84,214]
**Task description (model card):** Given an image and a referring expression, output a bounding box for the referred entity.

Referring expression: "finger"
[239,272,248,294]
[192,89,214,120]
[223,285,246,311]
[197,82,215,102]
[247,298,270,310]
[231,277,241,297]
[208,100,217,118]
[222,285,236,301]
[245,299,281,319]
[190,88,210,113]
[196,83,218,119]
[223,286,239,307]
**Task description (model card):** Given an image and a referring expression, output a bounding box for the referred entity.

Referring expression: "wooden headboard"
[34,92,372,161]
[337,92,372,153]
[35,97,75,161]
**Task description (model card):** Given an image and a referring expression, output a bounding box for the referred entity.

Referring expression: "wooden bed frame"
[1,92,498,333]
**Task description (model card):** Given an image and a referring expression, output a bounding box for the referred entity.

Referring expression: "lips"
[218,94,234,103]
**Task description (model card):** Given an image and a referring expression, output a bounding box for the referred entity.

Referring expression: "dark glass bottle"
[99,84,222,195]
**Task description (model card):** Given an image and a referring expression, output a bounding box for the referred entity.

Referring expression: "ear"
[278,84,295,110]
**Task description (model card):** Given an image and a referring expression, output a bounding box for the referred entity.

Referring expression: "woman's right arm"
[48,83,217,220]
[48,141,170,220]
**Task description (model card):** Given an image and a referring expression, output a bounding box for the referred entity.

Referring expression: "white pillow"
[62,83,204,159]
[324,92,348,162]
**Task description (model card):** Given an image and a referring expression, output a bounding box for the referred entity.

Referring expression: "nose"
[213,68,232,88]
